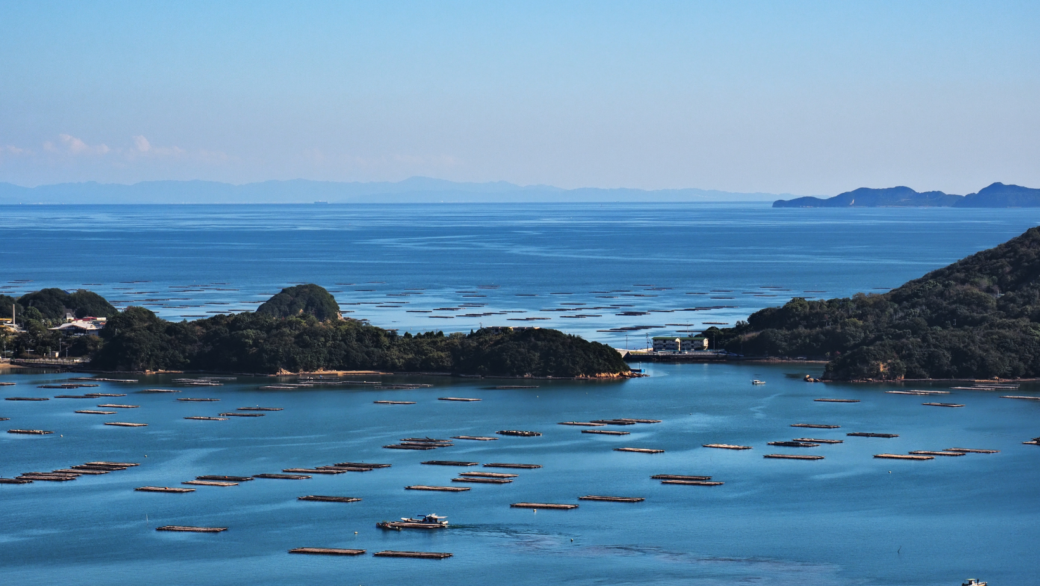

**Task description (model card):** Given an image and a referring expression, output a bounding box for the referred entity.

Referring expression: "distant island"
[1,285,631,378]
[707,226,1040,381]
[773,182,1040,208]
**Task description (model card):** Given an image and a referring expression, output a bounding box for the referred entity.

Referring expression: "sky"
[1,1,1038,195]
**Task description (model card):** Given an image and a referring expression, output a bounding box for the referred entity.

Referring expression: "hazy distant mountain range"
[0,177,784,204]
[773,182,1040,208]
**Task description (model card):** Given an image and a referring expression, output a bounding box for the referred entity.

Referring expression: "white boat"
[377,514,448,530]
[963,580,987,586]
[751,379,766,385]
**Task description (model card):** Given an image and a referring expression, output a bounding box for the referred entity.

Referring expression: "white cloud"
[58,133,110,155]
[133,135,151,152]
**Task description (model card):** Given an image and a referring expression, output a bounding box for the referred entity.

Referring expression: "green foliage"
[91,308,628,377]
[714,226,1040,380]
[15,288,116,322]
[0,294,21,319]
[256,284,340,321]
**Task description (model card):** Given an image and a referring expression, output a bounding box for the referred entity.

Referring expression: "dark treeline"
[711,226,1040,380]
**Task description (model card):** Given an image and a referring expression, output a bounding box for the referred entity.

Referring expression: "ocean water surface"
[2,203,1039,585]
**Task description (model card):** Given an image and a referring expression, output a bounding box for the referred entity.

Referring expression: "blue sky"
[1,1,1038,194]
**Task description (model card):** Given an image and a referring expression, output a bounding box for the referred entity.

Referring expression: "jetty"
[104,422,147,427]
[510,502,577,510]
[614,447,663,454]
[290,548,365,556]
[764,454,824,460]
[497,430,541,437]
[703,444,751,450]
[814,399,860,403]
[484,463,541,469]
[579,495,644,502]
[136,486,195,493]
[847,432,898,438]
[298,495,361,503]
[451,435,497,441]
[254,473,310,480]
[421,461,478,467]
[791,423,839,429]
[582,430,629,435]
[373,551,452,559]
[438,397,480,402]
[452,477,512,484]
[923,402,964,407]
[405,485,470,492]
[558,421,605,426]
[156,526,227,533]
[874,454,933,460]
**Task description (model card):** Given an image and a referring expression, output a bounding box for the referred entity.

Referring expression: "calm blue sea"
[2,203,1039,585]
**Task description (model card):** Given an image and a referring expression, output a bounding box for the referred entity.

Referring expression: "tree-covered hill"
[255,284,341,321]
[711,227,1040,380]
[2,288,117,322]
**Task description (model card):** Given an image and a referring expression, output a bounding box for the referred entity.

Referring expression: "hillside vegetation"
[711,227,1040,380]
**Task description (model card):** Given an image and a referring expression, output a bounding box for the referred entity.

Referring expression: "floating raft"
[334,462,390,469]
[0,418,8,421]
[923,402,964,407]
[764,454,824,460]
[1000,395,1040,401]
[558,421,606,427]
[452,477,512,484]
[8,429,53,435]
[373,551,452,559]
[185,416,227,421]
[791,424,839,429]
[768,441,819,448]
[177,398,220,402]
[157,526,227,533]
[484,463,541,469]
[422,461,478,467]
[98,404,138,409]
[887,390,950,395]
[136,486,195,493]
[847,432,898,438]
[55,394,93,399]
[614,447,663,454]
[298,495,362,503]
[284,468,345,475]
[579,495,644,502]
[254,473,310,480]
[76,410,116,415]
[909,450,964,457]
[460,472,517,478]
[703,444,751,450]
[661,480,724,486]
[374,401,415,405]
[405,485,470,492]
[17,473,78,481]
[55,468,105,475]
[105,422,147,427]
[5,397,49,401]
[945,448,999,454]
[290,547,365,556]
[0,478,32,484]
[238,407,283,411]
[0,382,16,386]
[220,412,264,417]
[197,475,252,482]
[140,389,180,394]
[490,385,538,389]
[651,474,711,481]
[183,480,237,487]
[510,502,577,510]
[814,398,860,403]
[87,461,138,467]
[874,454,932,460]
[384,444,437,450]
[438,397,481,402]
[89,393,126,397]
[582,430,630,436]
[497,430,541,437]
[793,438,843,444]
[451,435,497,441]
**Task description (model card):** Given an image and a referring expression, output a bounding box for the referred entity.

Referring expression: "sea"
[1,202,1039,585]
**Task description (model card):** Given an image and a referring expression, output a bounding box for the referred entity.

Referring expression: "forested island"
[708,226,1040,381]
[0,285,630,378]
[773,182,1040,208]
